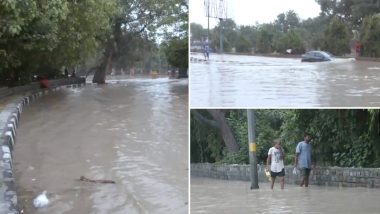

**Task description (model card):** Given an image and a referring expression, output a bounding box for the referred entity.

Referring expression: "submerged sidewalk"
[0,78,85,213]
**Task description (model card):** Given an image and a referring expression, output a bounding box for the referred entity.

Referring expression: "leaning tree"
[92,0,187,83]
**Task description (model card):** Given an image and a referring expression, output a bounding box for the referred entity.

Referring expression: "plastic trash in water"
[33,190,49,208]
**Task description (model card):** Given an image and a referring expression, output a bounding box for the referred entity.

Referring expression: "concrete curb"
[191,163,380,188]
[0,78,85,213]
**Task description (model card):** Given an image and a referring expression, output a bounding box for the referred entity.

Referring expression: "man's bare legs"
[300,176,309,187]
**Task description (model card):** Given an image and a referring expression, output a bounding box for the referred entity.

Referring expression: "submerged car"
[301,51,332,62]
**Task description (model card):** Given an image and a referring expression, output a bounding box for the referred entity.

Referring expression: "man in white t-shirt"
[266,139,285,189]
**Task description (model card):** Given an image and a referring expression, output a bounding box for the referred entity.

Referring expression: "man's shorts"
[270,168,285,178]
[301,168,311,177]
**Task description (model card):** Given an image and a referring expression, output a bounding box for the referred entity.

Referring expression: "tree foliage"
[190,23,206,42]
[255,24,275,54]
[274,10,300,33]
[190,3,380,57]
[162,0,188,75]
[92,0,188,83]
[275,30,305,54]
[316,0,380,27]
[360,14,380,57]
[191,109,380,167]
[322,17,351,55]
[0,0,116,86]
[0,0,187,86]
[163,36,188,74]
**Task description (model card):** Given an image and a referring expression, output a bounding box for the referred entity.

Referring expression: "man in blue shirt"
[294,133,313,187]
[203,44,209,61]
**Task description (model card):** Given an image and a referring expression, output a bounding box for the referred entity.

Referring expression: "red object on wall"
[39,78,49,88]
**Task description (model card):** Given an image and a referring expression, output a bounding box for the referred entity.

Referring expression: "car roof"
[306,51,330,56]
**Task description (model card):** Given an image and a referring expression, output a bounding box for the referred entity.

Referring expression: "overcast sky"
[190,0,321,28]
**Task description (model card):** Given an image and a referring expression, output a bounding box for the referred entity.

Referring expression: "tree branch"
[192,110,220,128]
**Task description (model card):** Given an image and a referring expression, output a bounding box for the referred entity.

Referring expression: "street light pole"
[247,109,259,189]
[219,18,223,53]
[207,1,210,43]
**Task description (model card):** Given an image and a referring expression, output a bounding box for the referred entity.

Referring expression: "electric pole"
[247,109,259,189]
[207,1,210,44]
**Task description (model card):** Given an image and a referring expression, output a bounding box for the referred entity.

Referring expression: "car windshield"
[319,52,330,57]
[306,51,329,58]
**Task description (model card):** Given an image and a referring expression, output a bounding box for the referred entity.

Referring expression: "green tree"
[92,0,187,83]
[191,109,380,167]
[275,30,305,54]
[275,10,300,33]
[239,25,257,50]
[316,0,380,27]
[301,16,329,50]
[360,14,380,57]
[210,18,238,52]
[191,110,285,164]
[190,23,206,42]
[0,0,116,87]
[281,109,380,167]
[235,34,252,53]
[53,1,116,69]
[163,36,188,76]
[0,0,70,86]
[322,17,350,55]
[256,24,276,53]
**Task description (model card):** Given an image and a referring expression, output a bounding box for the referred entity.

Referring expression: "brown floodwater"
[191,177,380,214]
[13,77,188,214]
[190,52,380,107]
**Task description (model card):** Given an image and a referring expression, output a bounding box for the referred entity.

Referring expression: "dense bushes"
[191,109,380,168]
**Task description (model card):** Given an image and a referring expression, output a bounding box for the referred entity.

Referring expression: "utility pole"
[207,1,210,44]
[219,18,223,53]
[204,0,228,54]
[247,109,259,189]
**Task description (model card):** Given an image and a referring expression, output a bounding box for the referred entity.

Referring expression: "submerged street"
[190,52,380,107]
[14,77,188,214]
[191,177,380,214]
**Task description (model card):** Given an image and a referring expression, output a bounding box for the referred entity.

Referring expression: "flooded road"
[191,177,380,214]
[14,77,188,213]
[190,52,380,107]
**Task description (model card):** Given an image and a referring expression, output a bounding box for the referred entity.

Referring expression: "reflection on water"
[190,52,380,107]
[14,77,188,214]
[191,177,380,214]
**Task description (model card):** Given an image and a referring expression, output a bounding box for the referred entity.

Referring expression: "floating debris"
[79,176,115,184]
[33,190,49,208]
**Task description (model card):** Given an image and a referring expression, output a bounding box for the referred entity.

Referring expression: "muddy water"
[191,177,380,214]
[14,77,188,214]
[190,52,380,107]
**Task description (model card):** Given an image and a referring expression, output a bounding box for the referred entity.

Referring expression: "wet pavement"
[13,77,188,214]
[191,177,380,214]
[190,52,380,107]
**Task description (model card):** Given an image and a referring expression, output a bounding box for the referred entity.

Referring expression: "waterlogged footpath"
[14,77,188,213]
[191,177,380,214]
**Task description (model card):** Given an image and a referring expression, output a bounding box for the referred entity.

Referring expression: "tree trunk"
[92,42,114,84]
[92,20,122,84]
[207,109,240,153]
